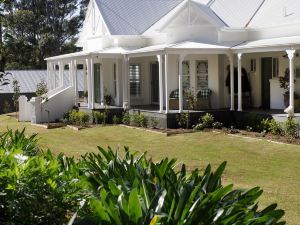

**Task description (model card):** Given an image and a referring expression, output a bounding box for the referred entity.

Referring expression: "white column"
[52,63,59,89]
[286,49,296,117]
[69,62,72,87]
[227,53,235,111]
[122,56,129,109]
[83,62,87,93]
[165,54,169,113]
[237,53,243,111]
[91,58,95,109]
[73,60,79,105]
[115,58,120,106]
[59,61,64,87]
[178,54,185,113]
[157,55,164,113]
[86,58,92,109]
[47,62,50,90]
[100,59,104,106]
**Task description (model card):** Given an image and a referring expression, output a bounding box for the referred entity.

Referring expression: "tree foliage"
[0,0,88,70]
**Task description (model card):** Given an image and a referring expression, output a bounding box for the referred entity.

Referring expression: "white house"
[28,0,300,123]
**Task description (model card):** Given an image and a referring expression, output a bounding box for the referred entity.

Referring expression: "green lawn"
[0,114,299,224]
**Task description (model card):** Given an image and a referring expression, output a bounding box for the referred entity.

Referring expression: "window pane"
[196,60,208,89]
[130,64,141,96]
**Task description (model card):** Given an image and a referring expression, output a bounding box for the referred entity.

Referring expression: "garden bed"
[31,123,66,129]
[227,129,300,145]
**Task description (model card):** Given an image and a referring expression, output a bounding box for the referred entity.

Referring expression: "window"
[250,58,256,72]
[196,60,208,89]
[296,67,300,78]
[129,64,141,96]
[272,58,279,78]
[182,61,190,90]
[113,63,117,97]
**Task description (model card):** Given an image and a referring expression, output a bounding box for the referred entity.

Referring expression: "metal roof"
[232,35,300,52]
[209,0,265,28]
[248,0,300,28]
[0,70,85,94]
[95,0,183,35]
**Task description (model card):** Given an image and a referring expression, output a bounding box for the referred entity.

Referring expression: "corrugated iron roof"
[0,70,85,94]
[95,0,183,35]
[209,0,265,28]
[248,0,300,28]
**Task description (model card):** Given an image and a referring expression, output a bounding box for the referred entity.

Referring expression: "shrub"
[130,112,141,127]
[284,118,300,139]
[128,112,147,127]
[0,129,85,225]
[2,101,11,114]
[69,110,90,126]
[269,119,283,136]
[122,112,130,125]
[246,126,253,132]
[149,117,159,129]
[201,113,214,128]
[93,111,106,124]
[259,118,272,133]
[139,113,147,127]
[193,123,205,131]
[176,112,190,129]
[212,121,223,129]
[79,147,285,225]
[112,115,121,124]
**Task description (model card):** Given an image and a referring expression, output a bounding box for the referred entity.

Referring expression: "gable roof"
[95,0,183,35]
[248,0,300,28]
[208,0,265,28]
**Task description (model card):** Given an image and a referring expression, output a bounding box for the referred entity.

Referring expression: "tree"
[2,0,88,70]
[36,80,48,100]
[12,79,20,120]
[0,71,9,88]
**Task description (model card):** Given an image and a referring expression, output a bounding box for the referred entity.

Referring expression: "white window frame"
[182,61,190,91]
[129,63,142,97]
[196,60,209,90]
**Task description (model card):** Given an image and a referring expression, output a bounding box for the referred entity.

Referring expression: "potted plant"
[279,68,297,107]
[104,94,113,106]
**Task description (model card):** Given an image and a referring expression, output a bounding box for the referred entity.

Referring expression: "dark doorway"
[151,62,159,104]
[261,57,272,109]
[94,63,101,104]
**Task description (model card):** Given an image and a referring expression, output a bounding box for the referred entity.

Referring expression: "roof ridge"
[205,0,228,27]
[245,0,266,27]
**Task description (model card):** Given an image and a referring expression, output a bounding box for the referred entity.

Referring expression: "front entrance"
[150,62,159,104]
[94,63,101,104]
[261,57,272,109]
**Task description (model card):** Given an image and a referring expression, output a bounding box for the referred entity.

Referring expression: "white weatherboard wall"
[31,86,75,124]
[19,96,33,122]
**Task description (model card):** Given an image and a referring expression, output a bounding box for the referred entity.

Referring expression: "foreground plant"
[0,129,87,225]
[80,147,285,225]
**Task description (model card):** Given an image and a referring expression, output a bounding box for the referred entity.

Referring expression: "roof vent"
[283,7,294,17]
